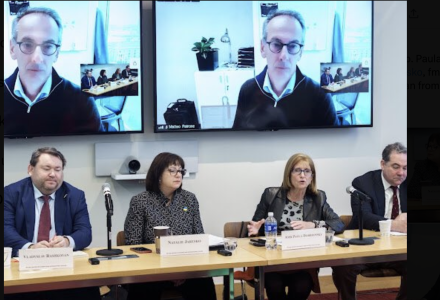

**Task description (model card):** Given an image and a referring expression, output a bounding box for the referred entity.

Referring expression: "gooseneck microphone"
[96,183,123,256]
[346,186,371,201]
[346,186,374,246]
[102,183,114,216]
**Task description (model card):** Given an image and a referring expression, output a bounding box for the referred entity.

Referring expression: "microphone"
[97,183,123,256]
[346,186,371,200]
[345,186,374,246]
[102,183,114,215]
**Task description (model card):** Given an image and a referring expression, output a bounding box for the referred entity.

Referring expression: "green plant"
[192,37,215,59]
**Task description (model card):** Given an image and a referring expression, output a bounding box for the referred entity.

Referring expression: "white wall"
[4,2,407,249]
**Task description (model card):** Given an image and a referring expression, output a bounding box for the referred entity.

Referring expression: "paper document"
[73,251,89,258]
[390,231,407,236]
[208,234,224,246]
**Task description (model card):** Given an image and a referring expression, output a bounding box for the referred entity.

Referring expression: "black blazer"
[348,169,407,231]
[252,187,345,236]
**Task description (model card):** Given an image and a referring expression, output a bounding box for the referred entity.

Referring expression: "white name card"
[160,234,209,256]
[19,248,73,271]
[281,228,326,251]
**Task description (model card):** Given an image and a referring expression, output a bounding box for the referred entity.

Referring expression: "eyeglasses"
[426,144,439,150]
[168,168,187,177]
[265,40,303,55]
[16,41,60,56]
[291,168,313,177]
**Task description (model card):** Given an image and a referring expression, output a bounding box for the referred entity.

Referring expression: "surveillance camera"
[128,159,141,174]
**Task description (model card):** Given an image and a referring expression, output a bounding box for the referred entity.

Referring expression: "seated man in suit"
[4,147,100,300]
[332,142,407,300]
[320,67,334,86]
[81,70,97,90]
[121,65,131,79]
[355,63,363,77]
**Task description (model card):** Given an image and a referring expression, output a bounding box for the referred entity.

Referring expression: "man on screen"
[355,63,363,77]
[320,67,334,86]
[233,9,339,130]
[4,7,102,137]
[122,64,132,79]
[81,70,97,90]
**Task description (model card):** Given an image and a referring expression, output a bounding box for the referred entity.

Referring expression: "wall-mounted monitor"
[154,1,373,132]
[4,1,143,138]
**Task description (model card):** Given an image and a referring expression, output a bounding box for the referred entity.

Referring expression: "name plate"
[19,248,73,271]
[281,228,325,251]
[160,234,209,256]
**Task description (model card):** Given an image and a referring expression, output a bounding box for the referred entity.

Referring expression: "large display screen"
[4,1,143,138]
[154,1,373,132]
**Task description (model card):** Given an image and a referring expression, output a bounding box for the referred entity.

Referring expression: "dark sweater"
[4,68,102,137]
[233,66,340,130]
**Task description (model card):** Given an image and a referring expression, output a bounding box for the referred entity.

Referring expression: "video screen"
[154,1,373,132]
[4,1,143,138]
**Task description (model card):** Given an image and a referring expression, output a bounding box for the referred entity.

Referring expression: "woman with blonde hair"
[247,153,344,300]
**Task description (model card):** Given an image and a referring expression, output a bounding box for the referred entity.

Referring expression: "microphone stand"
[348,193,374,245]
[96,202,123,256]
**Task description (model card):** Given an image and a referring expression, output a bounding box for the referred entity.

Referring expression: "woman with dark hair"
[97,69,108,85]
[124,152,217,300]
[334,67,344,82]
[409,132,440,199]
[247,153,344,300]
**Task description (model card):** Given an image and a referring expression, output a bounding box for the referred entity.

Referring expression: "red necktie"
[37,195,51,242]
[391,186,400,219]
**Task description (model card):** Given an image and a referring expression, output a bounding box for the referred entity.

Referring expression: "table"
[82,78,138,96]
[321,76,369,92]
[238,230,407,300]
[4,244,266,300]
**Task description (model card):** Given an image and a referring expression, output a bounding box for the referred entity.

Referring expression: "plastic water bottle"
[265,212,278,250]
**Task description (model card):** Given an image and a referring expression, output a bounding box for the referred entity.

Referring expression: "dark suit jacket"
[320,73,334,86]
[348,170,407,231]
[81,75,97,89]
[334,73,343,82]
[4,177,93,256]
[121,69,131,79]
[355,67,363,77]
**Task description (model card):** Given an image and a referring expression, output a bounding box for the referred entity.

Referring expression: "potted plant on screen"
[192,37,219,71]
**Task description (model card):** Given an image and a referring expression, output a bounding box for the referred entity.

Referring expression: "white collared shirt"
[263,71,296,107]
[21,185,75,250]
[381,173,401,219]
[14,72,52,111]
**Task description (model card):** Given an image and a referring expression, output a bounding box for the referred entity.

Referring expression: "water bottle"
[265,212,278,250]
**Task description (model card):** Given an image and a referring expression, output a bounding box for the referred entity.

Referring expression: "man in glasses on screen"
[233,9,339,130]
[4,6,102,137]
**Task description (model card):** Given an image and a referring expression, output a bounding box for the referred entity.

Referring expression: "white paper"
[208,234,224,246]
[73,250,89,257]
[390,231,407,236]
